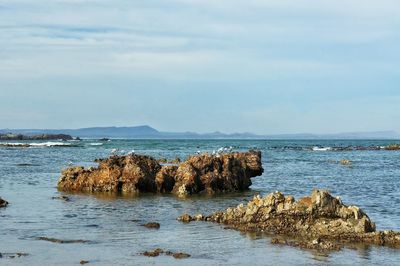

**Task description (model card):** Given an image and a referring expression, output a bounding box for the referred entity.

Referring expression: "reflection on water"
[0,139,400,265]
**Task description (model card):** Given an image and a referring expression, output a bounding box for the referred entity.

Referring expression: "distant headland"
[0,133,73,141]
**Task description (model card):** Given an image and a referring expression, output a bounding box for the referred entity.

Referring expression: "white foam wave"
[0,142,26,147]
[29,142,71,147]
[89,143,103,146]
[312,146,332,151]
[0,142,71,147]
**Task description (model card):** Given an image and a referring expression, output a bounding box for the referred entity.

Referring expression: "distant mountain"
[0,126,399,139]
[0,125,159,138]
[263,131,400,140]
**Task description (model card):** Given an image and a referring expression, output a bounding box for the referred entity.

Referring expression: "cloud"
[0,0,399,132]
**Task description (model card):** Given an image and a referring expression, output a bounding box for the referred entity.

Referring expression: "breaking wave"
[0,142,71,147]
[89,143,104,146]
[312,146,332,151]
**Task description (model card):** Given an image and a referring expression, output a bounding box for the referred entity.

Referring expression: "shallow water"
[0,139,400,265]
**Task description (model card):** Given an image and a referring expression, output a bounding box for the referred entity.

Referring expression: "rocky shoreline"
[0,133,74,141]
[57,150,263,197]
[178,189,400,251]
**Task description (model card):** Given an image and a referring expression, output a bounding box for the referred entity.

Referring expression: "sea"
[0,139,399,265]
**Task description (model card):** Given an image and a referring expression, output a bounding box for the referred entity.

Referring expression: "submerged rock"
[36,237,89,244]
[0,252,29,259]
[0,197,8,208]
[142,248,164,257]
[340,159,351,165]
[51,196,70,202]
[57,151,263,196]
[178,189,400,250]
[141,248,190,259]
[142,222,161,229]
[171,252,191,259]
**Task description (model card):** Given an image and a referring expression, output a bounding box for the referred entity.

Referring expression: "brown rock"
[58,154,161,194]
[142,249,190,259]
[172,150,263,197]
[179,189,400,250]
[172,252,191,259]
[58,151,263,196]
[340,159,351,165]
[80,260,89,264]
[385,144,400,150]
[142,248,164,257]
[142,222,160,229]
[177,214,193,223]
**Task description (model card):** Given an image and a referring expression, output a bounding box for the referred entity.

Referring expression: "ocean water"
[0,139,400,265]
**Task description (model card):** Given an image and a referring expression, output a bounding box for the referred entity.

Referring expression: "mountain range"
[0,125,399,139]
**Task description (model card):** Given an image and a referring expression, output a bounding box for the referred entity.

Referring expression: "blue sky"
[0,0,399,134]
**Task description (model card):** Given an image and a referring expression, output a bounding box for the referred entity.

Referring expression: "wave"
[0,142,71,147]
[312,146,332,151]
[89,143,104,146]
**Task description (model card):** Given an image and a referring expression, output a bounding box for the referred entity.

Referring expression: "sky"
[0,0,399,134]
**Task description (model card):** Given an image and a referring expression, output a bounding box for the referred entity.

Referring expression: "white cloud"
[0,0,399,131]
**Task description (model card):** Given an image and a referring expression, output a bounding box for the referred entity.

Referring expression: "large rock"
[172,150,263,196]
[57,150,263,196]
[58,154,161,193]
[178,189,400,250]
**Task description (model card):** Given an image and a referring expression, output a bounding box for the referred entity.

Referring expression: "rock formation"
[57,150,264,196]
[58,154,161,193]
[385,144,400,150]
[0,133,73,141]
[178,189,400,251]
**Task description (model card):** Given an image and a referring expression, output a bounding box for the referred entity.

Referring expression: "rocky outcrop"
[385,144,400,150]
[172,151,263,196]
[0,133,73,141]
[178,189,400,251]
[0,197,8,208]
[58,155,161,193]
[57,150,263,196]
